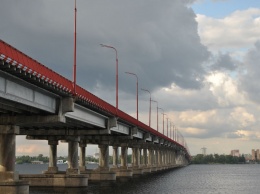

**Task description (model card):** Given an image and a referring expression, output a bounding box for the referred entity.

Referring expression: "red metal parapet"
[0,40,73,93]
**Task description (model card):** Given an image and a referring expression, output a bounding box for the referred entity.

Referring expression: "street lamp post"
[100,44,118,114]
[170,122,172,139]
[158,108,165,135]
[125,72,138,122]
[141,88,151,127]
[174,126,176,141]
[151,100,158,131]
[170,122,174,140]
[166,117,169,137]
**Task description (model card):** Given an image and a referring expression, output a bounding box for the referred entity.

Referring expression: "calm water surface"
[16,164,260,194]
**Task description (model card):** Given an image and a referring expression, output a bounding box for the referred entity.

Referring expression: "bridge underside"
[0,51,190,193]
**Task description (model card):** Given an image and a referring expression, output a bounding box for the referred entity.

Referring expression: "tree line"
[16,154,133,164]
[191,154,246,164]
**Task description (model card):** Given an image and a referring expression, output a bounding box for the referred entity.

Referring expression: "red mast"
[73,0,77,95]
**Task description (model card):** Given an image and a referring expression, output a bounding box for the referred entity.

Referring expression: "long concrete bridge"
[0,40,190,194]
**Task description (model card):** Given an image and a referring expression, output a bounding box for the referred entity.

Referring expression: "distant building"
[252,149,260,161]
[31,160,44,164]
[201,147,207,156]
[230,150,240,157]
[93,152,99,159]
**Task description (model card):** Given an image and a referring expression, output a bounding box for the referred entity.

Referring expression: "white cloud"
[206,72,247,107]
[196,8,260,51]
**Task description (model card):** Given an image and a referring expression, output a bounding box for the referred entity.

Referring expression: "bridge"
[0,40,190,194]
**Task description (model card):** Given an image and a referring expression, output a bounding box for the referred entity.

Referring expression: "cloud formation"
[1,0,209,93]
[196,8,260,51]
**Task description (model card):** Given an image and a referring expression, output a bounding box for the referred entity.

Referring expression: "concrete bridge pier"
[113,146,119,168]
[167,150,171,169]
[154,149,160,171]
[163,150,168,169]
[79,141,87,172]
[20,136,88,187]
[170,151,176,168]
[142,148,147,166]
[148,148,157,172]
[131,147,143,176]
[0,125,29,194]
[142,147,150,173]
[120,146,128,169]
[66,137,79,174]
[157,149,163,171]
[88,144,116,181]
[175,151,187,166]
[110,145,132,179]
[109,146,119,171]
[44,139,58,174]
[118,146,132,177]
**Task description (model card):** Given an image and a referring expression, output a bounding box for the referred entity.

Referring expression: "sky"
[1,0,260,156]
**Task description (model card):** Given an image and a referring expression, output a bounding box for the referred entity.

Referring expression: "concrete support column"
[143,148,148,166]
[139,148,142,166]
[173,152,176,164]
[79,141,87,172]
[112,146,119,168]
[120,146,128,169]
[164,150,168,166]
[165,150,169,166]
[132,148,140,168]
[148,148,153,166]
[166,150,169,165]
[172,151,175,165]
[170,151,172,165]
[163,150,166,166]
[158,149,162,167]
[155,149,158,167]
[66,137,79,174]
[0,125,19,177]
[0,125,29,193]
[98,144,109,170]
[132,148,136,167]
[169,151,172,165]
[46,139,58,173]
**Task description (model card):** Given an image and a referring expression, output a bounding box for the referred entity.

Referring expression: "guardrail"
[0,39,190,158]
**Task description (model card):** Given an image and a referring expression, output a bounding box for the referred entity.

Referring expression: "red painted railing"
[0,39,189,156]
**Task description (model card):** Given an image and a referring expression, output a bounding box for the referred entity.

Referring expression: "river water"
[16,164,260,194]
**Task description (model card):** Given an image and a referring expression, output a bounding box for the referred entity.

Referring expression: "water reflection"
[16,164,260,194]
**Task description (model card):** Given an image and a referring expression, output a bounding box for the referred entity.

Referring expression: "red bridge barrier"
[0,39,190,157]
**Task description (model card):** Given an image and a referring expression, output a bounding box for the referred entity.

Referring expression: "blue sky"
[192,0,260,18]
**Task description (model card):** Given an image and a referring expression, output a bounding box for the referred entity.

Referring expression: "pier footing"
[0,180,29,194]
[110,167,133,179]
[19,174,88,187]
[82,169,116,182]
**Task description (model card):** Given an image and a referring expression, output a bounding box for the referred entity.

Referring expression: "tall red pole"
[151,100,158,131]
[73,0,77,95]
[116,52,118,112]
